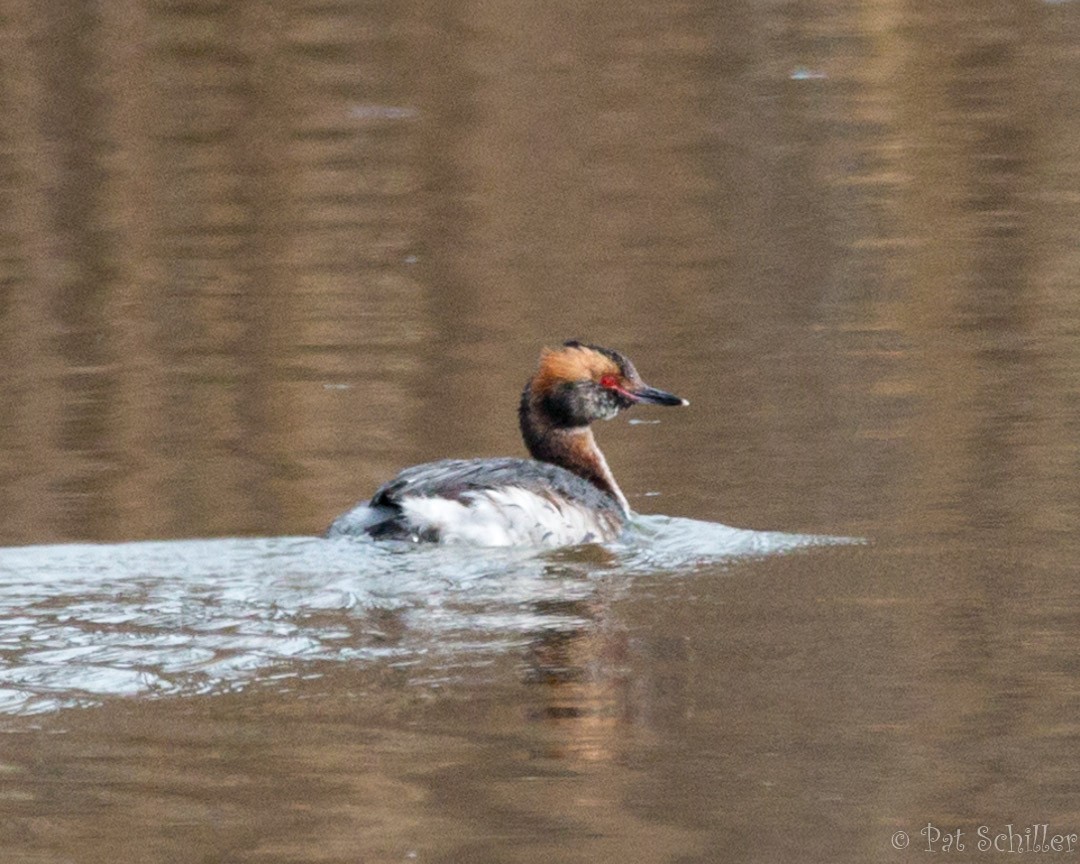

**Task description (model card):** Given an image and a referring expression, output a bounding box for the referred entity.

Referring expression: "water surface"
[0,519,852,715]
[1,1,1080,862]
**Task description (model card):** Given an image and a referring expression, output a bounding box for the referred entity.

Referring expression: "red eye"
[600,374,620,390]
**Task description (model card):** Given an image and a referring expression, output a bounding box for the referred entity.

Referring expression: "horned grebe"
[327,341,687,547]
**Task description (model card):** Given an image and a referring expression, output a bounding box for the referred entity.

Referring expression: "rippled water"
[2,0,1080,861]
[0,519,853,717]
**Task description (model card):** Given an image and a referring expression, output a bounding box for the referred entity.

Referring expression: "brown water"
[2,1,1080,861]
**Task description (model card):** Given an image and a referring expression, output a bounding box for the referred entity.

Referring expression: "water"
[2,0,1080,861]
[0,520,852,717]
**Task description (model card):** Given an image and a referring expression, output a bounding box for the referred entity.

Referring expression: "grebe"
[327,341,688,547]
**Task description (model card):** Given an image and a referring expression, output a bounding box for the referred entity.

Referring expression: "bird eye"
[599,374,620,390]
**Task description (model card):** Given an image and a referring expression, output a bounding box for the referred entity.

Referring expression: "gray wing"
[326,458,620,540]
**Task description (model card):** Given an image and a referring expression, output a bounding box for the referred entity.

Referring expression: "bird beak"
[629,384,689,407]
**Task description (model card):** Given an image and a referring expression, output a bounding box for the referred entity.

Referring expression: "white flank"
[399,487,622,547]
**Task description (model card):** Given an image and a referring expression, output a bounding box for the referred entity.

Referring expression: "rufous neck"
[519,385,631,516]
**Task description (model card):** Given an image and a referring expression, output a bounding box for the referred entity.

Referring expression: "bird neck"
[519,383,631,517]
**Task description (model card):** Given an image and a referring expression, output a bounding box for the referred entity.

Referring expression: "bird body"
[327,341,687,547]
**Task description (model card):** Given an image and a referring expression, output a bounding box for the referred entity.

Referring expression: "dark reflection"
[521,595,692,738]
[519,597,628,752]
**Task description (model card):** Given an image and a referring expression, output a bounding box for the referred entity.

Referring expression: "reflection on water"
[0,518,852,716]
[1,0,1080,861]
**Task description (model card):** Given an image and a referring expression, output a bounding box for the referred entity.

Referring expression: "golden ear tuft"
[533,343,619,393]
